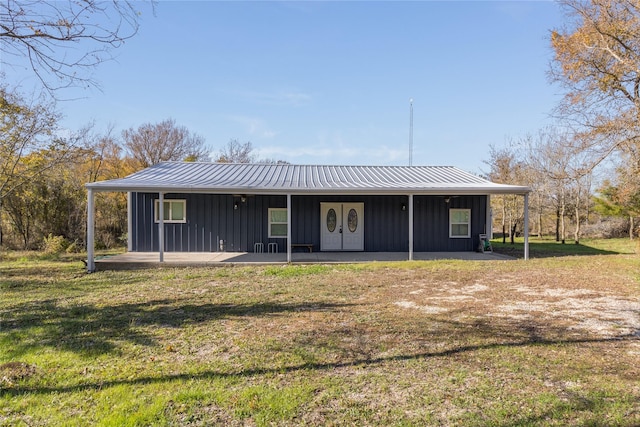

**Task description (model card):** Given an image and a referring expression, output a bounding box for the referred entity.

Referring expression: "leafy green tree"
[593,159,640,239]
[0,86,61,202]
[0,86,79,246]
[2,149,83,249]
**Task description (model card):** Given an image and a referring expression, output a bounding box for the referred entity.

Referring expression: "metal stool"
[254,242,264,253]
[268,242,278,253]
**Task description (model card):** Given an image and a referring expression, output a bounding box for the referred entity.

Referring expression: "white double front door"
[320,203,364,251]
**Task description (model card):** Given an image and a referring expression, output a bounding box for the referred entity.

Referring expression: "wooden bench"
[291,243,313,253]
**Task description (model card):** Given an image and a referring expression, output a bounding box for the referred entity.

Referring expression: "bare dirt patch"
[386,265,640,339]
[0,362,37,386]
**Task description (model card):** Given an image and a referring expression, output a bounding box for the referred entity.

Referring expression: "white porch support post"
[408,194,414,261]
[158,192,164,263]
[287,193,292,263]
[127,191,133,252]
[524,192,529,260]
[486,194,492,237]
[87,188,95,272]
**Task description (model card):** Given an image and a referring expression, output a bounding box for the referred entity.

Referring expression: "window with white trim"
[154,199,187,223]
[268,208,288,238]
[449,208,471,238]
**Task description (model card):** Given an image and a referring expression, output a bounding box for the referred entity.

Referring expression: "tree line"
[487,132,637,245]
[0,1,286,250]
[485,0,640,245]
[0,83,272,250]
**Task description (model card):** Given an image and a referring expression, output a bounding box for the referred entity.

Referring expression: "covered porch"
[85,163,531,272]
[93,250,516,271]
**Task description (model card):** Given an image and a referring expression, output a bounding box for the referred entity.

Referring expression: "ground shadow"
[492,241,624,259]
[2,333,635,397]
[1,299,353,358]
[2,305,638,424]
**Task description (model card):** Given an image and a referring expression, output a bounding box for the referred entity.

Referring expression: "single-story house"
[85,162,531,272]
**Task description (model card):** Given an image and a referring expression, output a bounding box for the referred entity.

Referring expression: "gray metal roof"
[86,162,530,195]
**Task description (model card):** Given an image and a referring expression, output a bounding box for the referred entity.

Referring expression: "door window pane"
[326,208,337,232]
[347,209,358,232]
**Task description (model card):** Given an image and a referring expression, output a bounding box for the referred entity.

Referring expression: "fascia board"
[85,183,531,195]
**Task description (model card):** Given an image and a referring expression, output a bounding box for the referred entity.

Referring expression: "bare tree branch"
[122,119,210,169]
[0,0,149,95]
[215,139,256,163]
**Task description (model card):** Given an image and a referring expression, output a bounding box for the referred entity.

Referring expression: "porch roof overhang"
[85,162,531,195]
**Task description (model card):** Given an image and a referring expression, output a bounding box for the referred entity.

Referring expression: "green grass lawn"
[1,245,639,426]
[492,236,638,258]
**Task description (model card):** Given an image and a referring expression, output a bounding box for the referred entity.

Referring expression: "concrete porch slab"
[94,251,514,270]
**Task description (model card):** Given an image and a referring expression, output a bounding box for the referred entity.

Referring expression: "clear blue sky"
[11,1,566,174]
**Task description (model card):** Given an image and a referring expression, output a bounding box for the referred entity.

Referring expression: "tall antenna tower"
[409,98,414,166]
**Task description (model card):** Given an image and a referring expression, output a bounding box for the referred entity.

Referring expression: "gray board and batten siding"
[130,192,488,253]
